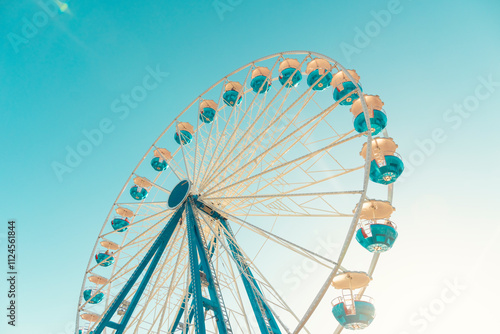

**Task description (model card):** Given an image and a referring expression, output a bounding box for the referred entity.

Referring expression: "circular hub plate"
[168,180,191,209]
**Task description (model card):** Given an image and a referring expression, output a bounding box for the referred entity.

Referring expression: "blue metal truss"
[92,196,282,334]
[93,203,185,334]
[218,217,282,334]
[185,198,232,334]
[169,240,218,333]
[193,197,282,334]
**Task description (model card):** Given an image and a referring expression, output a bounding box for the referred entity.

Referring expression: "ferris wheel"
[75,51,404,334]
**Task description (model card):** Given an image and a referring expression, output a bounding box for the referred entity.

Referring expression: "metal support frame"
[169,284,193,333]
[185,198,232,334]
[218,217,282,334]
[169,239,218,333]
[192,197,282,333]
[93,203,186,334]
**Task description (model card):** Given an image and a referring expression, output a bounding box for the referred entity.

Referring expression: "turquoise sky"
[1,0,499,333]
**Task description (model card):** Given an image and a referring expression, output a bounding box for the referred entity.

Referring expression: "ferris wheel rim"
[74,51,389,334]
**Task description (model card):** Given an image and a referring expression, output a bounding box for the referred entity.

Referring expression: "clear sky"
[1,0,499,333]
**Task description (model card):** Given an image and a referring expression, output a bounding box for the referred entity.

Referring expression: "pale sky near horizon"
[1,0,500,333]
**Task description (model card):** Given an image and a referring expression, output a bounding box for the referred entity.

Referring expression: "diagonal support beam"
[193,197,290,334]
[186,200,206,334]
[169,238,219,333]
[93,203,185,334]
[186,198,232,334]
[169,284,193,333]
[218,217,282,334]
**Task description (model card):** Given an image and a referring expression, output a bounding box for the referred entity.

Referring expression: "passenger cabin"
[151,148,172,171]
[199,100,218,124]
[355,200,398,253]
[83,288,104,304]
[250,67,272,93]
[331,272,376,330]
[279,58,302,87]
[174,122,194,145]
[130,177,152,200]
[360,137,404,185]
[223,81,243,106]
[112,207,133,232]
[306,58,333,91]
[95,251,114,267]
[350,95,387,135]
[332,70,362,105]
[111,218,129,232]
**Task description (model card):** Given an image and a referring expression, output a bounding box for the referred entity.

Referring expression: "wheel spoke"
[199,56,287,188]
[204,132,364,198]
[199,67,253,188]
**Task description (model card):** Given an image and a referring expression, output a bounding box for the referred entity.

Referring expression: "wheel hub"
[168,180,191,209]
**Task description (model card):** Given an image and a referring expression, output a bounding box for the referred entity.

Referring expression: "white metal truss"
[75,51,392,334]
